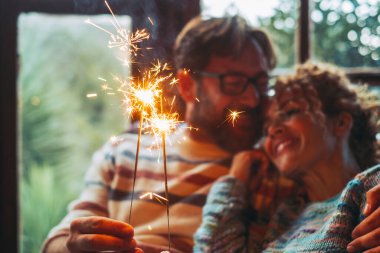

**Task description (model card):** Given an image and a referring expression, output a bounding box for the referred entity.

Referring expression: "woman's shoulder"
[355,164,380,183]
[340,164,380,199]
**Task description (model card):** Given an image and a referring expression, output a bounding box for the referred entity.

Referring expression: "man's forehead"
[206,41,268,73]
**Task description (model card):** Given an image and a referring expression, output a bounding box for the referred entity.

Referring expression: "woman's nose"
[267,123,284,138]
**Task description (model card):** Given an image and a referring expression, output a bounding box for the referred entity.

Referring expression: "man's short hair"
[173,15,277,72]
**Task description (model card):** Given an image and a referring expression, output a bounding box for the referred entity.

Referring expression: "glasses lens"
[222,74,248,95]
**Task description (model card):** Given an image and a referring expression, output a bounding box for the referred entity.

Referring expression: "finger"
[249,151,269,174]
[348,227,380,253]
[71,216,134,238]
[352,207,380,239]
[122,248,145,253]
[230,151,255,183]
[364,245,380,253]
[135,248,144,253]
[72,234,137,252]
[364,184,380,216]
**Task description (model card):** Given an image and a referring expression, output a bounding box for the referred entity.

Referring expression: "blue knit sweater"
[194,165,380,252]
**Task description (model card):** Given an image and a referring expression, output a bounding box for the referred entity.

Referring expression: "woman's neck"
[302,149,360,202]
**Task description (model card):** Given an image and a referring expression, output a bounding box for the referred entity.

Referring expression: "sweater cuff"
[210,175,248,202]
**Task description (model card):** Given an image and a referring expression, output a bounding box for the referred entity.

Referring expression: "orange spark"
[226,109,244,127]
[140,192,168,205]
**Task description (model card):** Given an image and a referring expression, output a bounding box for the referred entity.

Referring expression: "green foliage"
[20,165,78,253]
[258,0,298,69]
[18,13,131,253]
[18,13,129,175]
[312,0,380,67]
[258,0,380,69]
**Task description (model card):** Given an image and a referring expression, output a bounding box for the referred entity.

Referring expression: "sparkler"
[140,191,168,205]
[85,0,150,61]
[143,101,182,251]
[220,109,245,127]
[86,3,184,252]
[121,64,176,232]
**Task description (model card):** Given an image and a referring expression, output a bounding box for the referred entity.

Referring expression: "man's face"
[189,42,269,153]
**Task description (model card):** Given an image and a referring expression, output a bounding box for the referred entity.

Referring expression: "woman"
[194,62,380,252]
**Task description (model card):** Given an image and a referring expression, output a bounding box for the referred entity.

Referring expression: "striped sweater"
[43,127,232,252]
[194,165,380,252]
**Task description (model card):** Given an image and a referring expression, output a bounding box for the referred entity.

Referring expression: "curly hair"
[171,15,277,118]
[274,61,380,170]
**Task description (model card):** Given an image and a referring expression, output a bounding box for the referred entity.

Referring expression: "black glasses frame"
[193,70,271,96]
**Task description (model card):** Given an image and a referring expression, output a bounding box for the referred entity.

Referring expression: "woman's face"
[263,86,336,178]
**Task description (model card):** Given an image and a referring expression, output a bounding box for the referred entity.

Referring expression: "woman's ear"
[177,70,197,102]
[334,112,353,137]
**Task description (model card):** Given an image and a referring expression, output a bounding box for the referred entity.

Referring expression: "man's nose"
[239,84,260,108]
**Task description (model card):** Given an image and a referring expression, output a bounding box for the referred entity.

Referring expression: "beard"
[189,87,263,153]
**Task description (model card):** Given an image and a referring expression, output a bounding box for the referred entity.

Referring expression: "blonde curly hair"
[274,61,380,170]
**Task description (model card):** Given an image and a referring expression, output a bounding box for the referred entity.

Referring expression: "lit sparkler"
[147,112,181,138]
[85,0,150,60]
[86,93,98,98]
[87,3,180,252]
[225,109,244,127]
[118,60,176,118]
[140,191,168,205]
[115,63,178,253]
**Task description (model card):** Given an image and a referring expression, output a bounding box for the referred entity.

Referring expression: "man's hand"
[66,216,143,253]
[347,184,380,253]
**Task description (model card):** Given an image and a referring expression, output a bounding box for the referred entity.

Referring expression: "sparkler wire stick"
[162,132,171,251]
[104,0,122,30]
[160,94,171,251]
[129,113,144,224]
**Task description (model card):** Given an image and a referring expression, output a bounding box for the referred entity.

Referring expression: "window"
[201,0,380,84]
[18,13,130,253]
[201,0,298,70]
[311,0,380,68]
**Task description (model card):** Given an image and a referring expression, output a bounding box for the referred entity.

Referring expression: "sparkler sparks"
[87,3,180,251]
[147,113,181,137]
[140,192,168,205]
[226,109,244,127]
[148,17,154,26]
[85,0,150,59]
[86,93,98,98]
[116,60,177,119]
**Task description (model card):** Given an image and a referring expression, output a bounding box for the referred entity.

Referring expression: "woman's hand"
[66,216,143,253]
[230,149,269,186]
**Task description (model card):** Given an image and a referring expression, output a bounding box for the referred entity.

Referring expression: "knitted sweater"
[43,126,232,253]
[194,165,380,253]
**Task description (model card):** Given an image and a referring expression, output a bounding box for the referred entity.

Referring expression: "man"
[43,16,380,253]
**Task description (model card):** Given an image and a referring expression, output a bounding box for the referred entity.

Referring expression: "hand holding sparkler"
[85,3,180,252]
[66,216,143,253]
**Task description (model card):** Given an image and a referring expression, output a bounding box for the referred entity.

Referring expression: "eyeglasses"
[193,71,270,96]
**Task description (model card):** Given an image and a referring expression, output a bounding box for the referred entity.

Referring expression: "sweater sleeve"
[194,175,251,253]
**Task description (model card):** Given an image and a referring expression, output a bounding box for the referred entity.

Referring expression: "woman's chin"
[276,163,300,179]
